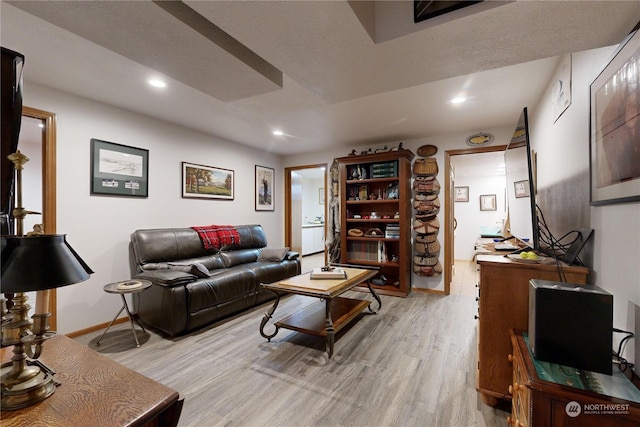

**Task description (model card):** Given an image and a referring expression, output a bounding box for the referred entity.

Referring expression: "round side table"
[96,279,151,348]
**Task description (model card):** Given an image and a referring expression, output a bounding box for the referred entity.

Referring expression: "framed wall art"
[90,138,148,197]
[590,24,640,205]
[480,194,497,211]
[182,162,234,200]
[514,180,530,198]
[455,186,469,202]
[255,165,274,211]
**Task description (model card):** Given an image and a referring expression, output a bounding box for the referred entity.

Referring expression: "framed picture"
[455,186,469,202]
[255,165,274,210]
[182,162,234,200]
[590,25,640,205]
[480,194,497,211]
[514,180,530,198]
[319,188,325,205]
[90,139,148,197]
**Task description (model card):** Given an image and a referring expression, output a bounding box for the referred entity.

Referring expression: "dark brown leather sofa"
[129,224,300,337]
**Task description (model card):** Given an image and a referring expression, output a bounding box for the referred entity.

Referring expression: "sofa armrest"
[135,270,196,287]
[286,251,300,260]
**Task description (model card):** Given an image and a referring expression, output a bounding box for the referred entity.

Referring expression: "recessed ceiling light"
[148,79,166,88]
[273,130,284,136]
[450,96,466,104]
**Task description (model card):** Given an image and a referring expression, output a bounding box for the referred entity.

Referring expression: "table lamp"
[1,234,93,410]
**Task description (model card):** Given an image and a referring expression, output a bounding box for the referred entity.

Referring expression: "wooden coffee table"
[259,266,381,358]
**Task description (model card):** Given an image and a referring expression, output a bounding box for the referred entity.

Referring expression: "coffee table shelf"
[275,296,370,337]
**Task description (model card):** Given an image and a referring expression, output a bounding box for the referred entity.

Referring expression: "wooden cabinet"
[476,255,589,406]
[337,149,414,297]
[508,330,640,427]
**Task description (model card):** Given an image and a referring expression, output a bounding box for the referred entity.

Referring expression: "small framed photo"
[514,180,530,198]
[480,194,497,211]
[182,162,234,200]
[455,186,469,202]
[90,139,148,197]
[255,165,274,211]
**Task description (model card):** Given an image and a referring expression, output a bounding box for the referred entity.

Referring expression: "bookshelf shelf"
[337,149,414,297]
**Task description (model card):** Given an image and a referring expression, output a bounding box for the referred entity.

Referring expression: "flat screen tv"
[504,107,539,250]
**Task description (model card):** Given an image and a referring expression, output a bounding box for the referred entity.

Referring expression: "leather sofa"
[129,224,300,337]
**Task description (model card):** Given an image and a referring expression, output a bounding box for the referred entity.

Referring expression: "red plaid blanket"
[191,225,240,250]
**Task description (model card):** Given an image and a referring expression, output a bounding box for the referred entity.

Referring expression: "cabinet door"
[301,228,313,255]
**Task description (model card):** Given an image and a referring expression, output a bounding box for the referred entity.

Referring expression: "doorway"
[444,145,506,294]
[284,164,328,265]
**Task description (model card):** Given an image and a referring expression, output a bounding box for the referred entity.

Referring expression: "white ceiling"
[2,1,640,156]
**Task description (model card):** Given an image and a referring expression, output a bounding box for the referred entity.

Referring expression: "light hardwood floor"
[74,260,509,426]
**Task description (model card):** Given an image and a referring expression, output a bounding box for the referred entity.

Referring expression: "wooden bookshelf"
[337,149,414,297]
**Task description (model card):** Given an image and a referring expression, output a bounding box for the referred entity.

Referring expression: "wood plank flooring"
[73,260,509,426]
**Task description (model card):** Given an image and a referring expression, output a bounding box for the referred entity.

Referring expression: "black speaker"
[529,279,613,375]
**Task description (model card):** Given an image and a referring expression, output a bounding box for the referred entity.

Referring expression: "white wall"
[453,174,506,260]
[530,48,640,371]
[22,83,284,334]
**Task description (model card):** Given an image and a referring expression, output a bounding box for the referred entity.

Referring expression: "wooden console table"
[475,255,589,407]
[1,335,183,426]
[509,330,640,426]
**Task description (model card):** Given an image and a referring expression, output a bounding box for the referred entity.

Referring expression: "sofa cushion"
[143,261,210,278]
[186,269,256,312]
[257,247,290,262]
[136,270,195,286]
[220,249,260,268]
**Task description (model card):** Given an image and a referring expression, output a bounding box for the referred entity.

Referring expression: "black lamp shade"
[1,235,93,293]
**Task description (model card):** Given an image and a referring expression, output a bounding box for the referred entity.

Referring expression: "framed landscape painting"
[90,138,148,197]
[255,165,274,211]
[182,162,234,200]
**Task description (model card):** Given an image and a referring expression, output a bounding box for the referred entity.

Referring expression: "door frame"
[444,145,506,294]
[284,164,328,261]
[22,106,58,329]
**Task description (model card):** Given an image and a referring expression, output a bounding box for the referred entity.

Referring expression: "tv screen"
[504,108,538,249]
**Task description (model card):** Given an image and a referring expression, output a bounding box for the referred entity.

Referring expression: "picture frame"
[480,194,497,211]
[255,165,274,211]
[90,138,148,197]
[514,180,530,198]
[590,24,640,205]
[182,161,234,200]
[319,188,325,205]
[455,186,469,202]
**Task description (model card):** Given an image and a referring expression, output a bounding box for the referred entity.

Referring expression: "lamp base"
[1,360,57,410]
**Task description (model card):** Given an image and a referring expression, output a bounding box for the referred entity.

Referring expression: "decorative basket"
[413,158,438,176]
[413,216,440,234]
[413,198,440,213]
[416,144,438,158]
[415,240,441,255]
[413,261,442,276]
[415,233,437,244]
[414,193,438,202]
[414,254,438,267]
[412,177,440,193]
[347,228,363,237]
